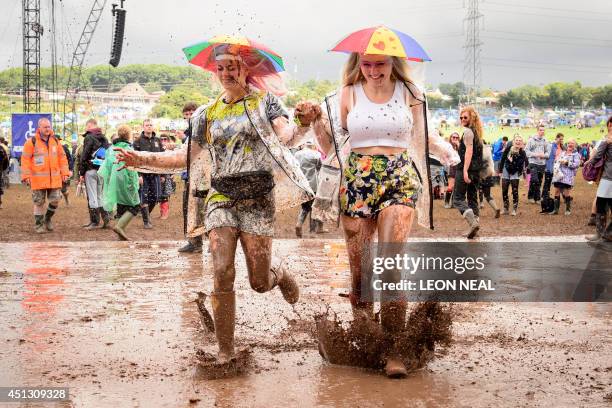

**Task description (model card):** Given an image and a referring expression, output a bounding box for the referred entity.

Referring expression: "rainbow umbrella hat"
[330,25,431,62]
[182,34,285,76]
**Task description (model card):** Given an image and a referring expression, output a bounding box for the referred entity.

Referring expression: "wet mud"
[316,302,452,371]
[0,240,610,407]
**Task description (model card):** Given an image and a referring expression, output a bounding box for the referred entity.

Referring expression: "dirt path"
[0,174,599,242]
[0,240,610,407]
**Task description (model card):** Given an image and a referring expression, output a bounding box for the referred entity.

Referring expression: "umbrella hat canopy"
[182,34,285,76]
[330,25,431,62]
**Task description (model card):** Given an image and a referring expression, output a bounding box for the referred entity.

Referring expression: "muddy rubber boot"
[550,197,560,215]
[210,291,236,364]
[564,196,572,216]
[100,208,111,229]
[63,192,69,207]
[295,208,308,238]
[34,215,46,234]
[587,214,596,226]
[112,212,135,241]
[463,209,480,239]
[487,199,501,218]
[141,206,153,229]
[380,301,408,378]
[511,203,517,217]
[160,201,169,220]
[271,259,299,304]
[443,191,452,209]
[84,208,100,230]
[586,214,607,242]
[44,203,57,231]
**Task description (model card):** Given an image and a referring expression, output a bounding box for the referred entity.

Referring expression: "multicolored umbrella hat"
[330,25,431,62]
[182,34,285,76]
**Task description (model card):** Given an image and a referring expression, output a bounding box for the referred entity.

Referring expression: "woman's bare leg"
[209,227,239,363]
[376,205,416,378]
[240,232,300,303]
[341,215,377,319]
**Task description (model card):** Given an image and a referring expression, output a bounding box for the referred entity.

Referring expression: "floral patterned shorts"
[340,151,421,218]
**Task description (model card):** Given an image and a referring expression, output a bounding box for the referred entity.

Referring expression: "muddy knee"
[248,273,272,293]
[213,264,236,292]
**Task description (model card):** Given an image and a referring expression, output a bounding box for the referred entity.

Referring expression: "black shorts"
[553,182,572,190]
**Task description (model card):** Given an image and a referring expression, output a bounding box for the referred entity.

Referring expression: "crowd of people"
[1,33,610,379]
[439,115,612,240]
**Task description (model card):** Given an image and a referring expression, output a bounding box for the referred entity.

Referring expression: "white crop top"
[347,81,414,149]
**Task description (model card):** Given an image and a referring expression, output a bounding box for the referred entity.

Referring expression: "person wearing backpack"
[98,125,141,240]
[79,118,110,229]
[453,106,484,239]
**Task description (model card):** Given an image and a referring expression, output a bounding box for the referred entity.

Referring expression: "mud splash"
[316,302,453,372]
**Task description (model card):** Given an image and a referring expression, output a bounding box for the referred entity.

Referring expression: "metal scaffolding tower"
[463,0,483,105]
[22,0,42,113]
[62,0,107,137]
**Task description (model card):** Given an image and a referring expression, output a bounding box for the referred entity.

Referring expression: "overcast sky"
[1,0,611,90]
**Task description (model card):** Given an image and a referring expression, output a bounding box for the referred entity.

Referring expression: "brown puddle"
[0,240,610,407]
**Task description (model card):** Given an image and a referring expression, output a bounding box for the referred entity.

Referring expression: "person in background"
[453,106,484,238]
[548,138,580,215]
[525,125,550,204]
[79,118,110,229]
[443,132,460,208]
[294,140,322,237]
[133,119,163,229]
[178,101,204,253]
[0,137,9,209]
[20,118,70,233]
[158,134,177,220]
[478,141,501,218]
[58,133,74,206]
[98,125,141,240]
[499,135,528,216]
[491,136,508,185]
[586,116,612,241]
[543,133,565,200]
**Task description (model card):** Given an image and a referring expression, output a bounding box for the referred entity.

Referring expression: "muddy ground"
[0,239,610,407]
[0,174,600,242]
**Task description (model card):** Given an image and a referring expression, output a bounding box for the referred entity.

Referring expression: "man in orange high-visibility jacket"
[21,118,70,233]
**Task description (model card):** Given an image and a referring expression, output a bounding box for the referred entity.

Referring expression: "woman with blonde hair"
[310,41,458,376]
[115,40,320,365]
[548,138,580,215]
[499,134,527,216]
[452,106,484,238]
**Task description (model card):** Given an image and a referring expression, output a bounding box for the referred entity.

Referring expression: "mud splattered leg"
[240,232,299,304]
[341,215,377,320]
[209,227,239,363]
[377,205,414,378]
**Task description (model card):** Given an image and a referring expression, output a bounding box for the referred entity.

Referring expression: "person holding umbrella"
[114,36,319,366]
[309,26,459,378]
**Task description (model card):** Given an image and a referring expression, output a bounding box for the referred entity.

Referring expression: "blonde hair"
[460,106,483,146]
[511,135,523,154]
[117,125,132,142]
[342,53,412,86]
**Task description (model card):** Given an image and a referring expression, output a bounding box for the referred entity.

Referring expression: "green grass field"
[443,125,608,145]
